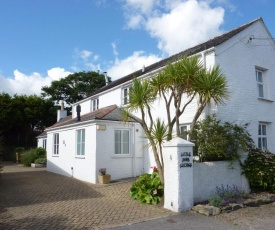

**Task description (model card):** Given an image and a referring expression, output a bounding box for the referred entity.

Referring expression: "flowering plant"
[150,166,158,173]
[99,168,107,175]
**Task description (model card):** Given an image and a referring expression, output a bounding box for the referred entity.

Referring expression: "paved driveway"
[0,163,172,229]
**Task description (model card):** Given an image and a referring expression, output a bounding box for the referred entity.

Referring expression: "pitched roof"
[46,105,138,130]
[36,131,47,138]
[88,18,261,97]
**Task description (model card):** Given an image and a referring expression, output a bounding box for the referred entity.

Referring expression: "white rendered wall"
[215,20,275,152]
[37,138,44,148]
[95,121,145,181]
[47,121,145,184]
[47,123,97,183]
[193,161,250,203]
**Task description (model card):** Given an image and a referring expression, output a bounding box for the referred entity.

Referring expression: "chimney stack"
[76,104,81,121]
[103,71,108,85]
[57,101,67,122]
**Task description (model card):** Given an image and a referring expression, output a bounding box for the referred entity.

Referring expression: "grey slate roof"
[89,18,261,97]
[46,105,138,130]
[36,131,47,139]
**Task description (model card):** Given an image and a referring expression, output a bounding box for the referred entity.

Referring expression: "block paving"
[0,163,172,229]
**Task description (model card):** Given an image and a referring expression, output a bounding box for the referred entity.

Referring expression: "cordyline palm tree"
[123,57,229,185]
[188,66,229,141]
[123,78,167,183]
[150,55,204,140]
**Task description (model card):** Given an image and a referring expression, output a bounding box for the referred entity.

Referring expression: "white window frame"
[256,69,264,98]
[180,124,191,140]
[114,129,130,155]
[258,123,268,151]
[122,87,131,105]
[53,133,59,155]
[76,129,85,157]
[42,139,47,150]
[91,98,99,111]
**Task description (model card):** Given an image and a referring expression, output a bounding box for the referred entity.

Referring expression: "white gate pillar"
[163,137,194,212]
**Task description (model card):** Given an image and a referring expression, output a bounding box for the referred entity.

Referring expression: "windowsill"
[111,154,132,158]
[75,156,85,159]
[52,155,59,157]
[258,98,274,103]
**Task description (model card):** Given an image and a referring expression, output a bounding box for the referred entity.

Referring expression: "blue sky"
[0,0,274,96]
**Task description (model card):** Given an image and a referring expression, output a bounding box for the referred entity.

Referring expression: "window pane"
[82,142,85,155]
[115,130,121,154]
[257,71,263,82]
[77,131,81,142]
[262,138,267,150]
[180,126,187,140]
[123,130,129,154]
[77,143,80,155]
[82,130,85,141]
[258,85,264,98]
[258,124,261,135]
[258,138,262,149]
[262,125,266,135]
[123,89,128,104]
[123,142,129,154]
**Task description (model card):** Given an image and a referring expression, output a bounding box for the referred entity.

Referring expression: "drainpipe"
[132,123,136,177]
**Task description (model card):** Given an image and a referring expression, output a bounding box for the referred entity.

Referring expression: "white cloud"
[0,68,71,96]
[122,0,225,55]
[147,0,224,55]
[47,67,72,81]
[107,51,161,80]
[71,48,101,72]
[125,0,157,14]
[80,50,92,60]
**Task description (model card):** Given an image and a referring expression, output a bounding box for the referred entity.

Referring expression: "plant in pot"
[98,168,111,184]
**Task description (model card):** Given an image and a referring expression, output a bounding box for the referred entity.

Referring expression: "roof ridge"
[46,104,117,130]
[84,18,261,100]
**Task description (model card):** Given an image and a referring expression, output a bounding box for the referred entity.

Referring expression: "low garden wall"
[193,161,250,203]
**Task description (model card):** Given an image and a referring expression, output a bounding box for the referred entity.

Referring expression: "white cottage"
[43,17,275,184]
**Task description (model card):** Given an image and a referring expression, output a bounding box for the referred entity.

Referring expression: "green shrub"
[34,147,46,156]
[15,147,25,154]
[209,196,225,208]
[21,148,47,167]
[34,158,47,165]
[130,172,163,204]
[241,148,275,192]
[192,116,254,162]
[22,149,38,167]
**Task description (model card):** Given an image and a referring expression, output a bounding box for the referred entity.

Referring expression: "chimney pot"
[76,104,81,121]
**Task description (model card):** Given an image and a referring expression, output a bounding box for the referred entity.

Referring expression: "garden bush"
[130,172,163,204]
[34,147,46,156]
[192,116,254,162]
[22,148,47,167]
[22,149,37,167]
[241,148,275,192]
[34,158,47,165]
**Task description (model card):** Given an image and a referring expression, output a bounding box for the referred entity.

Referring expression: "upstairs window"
[92,98,99,111]
[53,133,59,155]
[76,129,85,156]
[256,70,264,98]
[258,123,268,151]
[122,87,131,105]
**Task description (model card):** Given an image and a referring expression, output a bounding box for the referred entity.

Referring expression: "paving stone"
[0,163,172,229]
